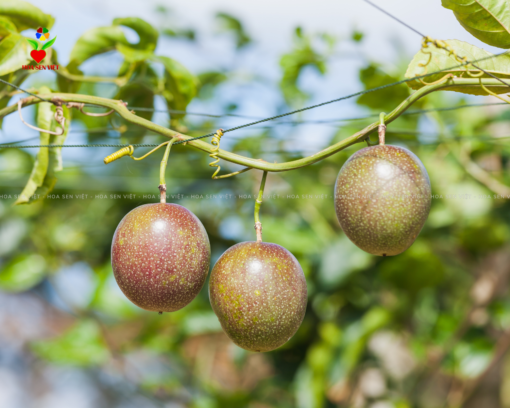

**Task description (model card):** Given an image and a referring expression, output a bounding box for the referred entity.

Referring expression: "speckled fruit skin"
[334,145,431,256]
[111,203,211,312]
[209,241,307,352]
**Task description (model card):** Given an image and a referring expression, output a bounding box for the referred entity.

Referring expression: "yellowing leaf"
[405,39,510,95]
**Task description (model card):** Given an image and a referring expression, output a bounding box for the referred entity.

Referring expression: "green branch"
[0,77,507,173]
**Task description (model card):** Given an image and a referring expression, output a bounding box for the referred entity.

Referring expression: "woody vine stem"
[0,77,508,173]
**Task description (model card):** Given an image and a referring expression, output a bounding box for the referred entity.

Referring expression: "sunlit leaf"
[0,32,29,76]
[0,0,54,32]
[116,43,153,63]
[31,320,109,366]
[113,17,159,51]
[154,55,198,120]
[0,254,46,292]
[0,17,17,36]
[68,26,128,69]
[405,39,510,95]
[442,0,510,48]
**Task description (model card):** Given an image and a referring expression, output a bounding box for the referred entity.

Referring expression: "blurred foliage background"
[2,2,510,408]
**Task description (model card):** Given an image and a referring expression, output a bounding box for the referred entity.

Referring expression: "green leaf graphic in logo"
[27,38,39,50]
[42,36,56,50]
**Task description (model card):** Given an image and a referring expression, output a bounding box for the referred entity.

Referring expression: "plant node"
[159,184,167,204]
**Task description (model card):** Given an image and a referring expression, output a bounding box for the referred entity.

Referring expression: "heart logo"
[30,50,46,63]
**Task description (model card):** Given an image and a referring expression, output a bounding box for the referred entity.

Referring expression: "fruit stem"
[378,112,386,146]
[254,171,268,242]
[159,138,177,203]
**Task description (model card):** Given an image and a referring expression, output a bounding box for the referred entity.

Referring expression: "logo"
[25,27,57,66]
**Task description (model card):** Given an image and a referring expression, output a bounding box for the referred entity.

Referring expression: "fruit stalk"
[378,112,386,145]
[159,139,176,203]
[254,171,268,242]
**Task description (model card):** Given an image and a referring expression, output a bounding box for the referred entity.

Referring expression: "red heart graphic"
[30,50,46,63]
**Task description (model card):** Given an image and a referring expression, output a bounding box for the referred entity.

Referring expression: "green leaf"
[380,241,445,293]
[0,32,30,76]
[197,71,228,99]
[52,49,83,94]
[0,16,17,36]
[15,98,51,204]
[442,0,510,49]
[15,87,69,204]
[31,320,109,366]
[0,254,46,292]
[154,55,198,119]
[116,42,153,63]
[405,39,510,95]
[114,81,154,142]
[113,17,159,51]
[357,63,411,111]
[216,12,252,49]
[41,35,56,50]
[68,26,129,69]
[0,0,54,32]
[279,29,328,108]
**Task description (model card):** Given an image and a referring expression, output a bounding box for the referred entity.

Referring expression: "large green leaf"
[442,0,510,49]
[405,39,510,95]
[0,254,46,292]
[68,26,129,69]
[0,0,54,32]
[113,17,159,51]
[0,32,30,76]
[154,55,198,119]
[69,18,158,68]
[31,320,109,366]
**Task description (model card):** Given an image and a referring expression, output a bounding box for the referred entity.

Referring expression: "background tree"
[1,1,510,407]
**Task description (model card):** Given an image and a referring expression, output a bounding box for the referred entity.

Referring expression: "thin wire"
[362,0,426,37]
[172,49,510,145]
[1,50,509,149]
[362,0,510,90]
[0,78,52,103]
[2,99,509,149]
[125,106,261,119]
[0,144,160,148]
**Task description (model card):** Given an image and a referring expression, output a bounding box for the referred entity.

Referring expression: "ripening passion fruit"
[209,241,307,352]
[111,203,210,312]
[334,144,431,256]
